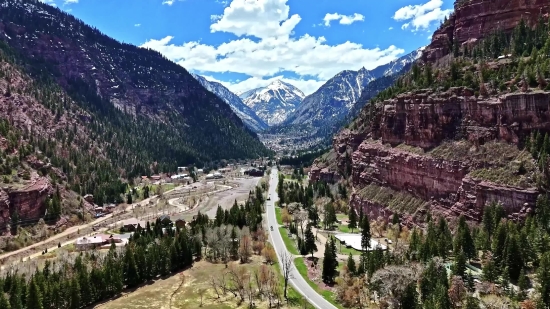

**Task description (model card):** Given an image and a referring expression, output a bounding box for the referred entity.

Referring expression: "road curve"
[266,167,338,309]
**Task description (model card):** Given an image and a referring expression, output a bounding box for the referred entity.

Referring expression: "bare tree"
[239,231,253,263]
[209,275,222,299]
[198,288,207,307]
[280,251,294,299]
[262,243,277,264]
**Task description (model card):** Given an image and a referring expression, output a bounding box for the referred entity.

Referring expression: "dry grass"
[357,183,429,214]
[428,140,537,187]
[98,256,308,309]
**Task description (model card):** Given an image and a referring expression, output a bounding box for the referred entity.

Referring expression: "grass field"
[279,227,300,255]
[275,207,283,225]
[293,258,344,309]
[99,256,313,309]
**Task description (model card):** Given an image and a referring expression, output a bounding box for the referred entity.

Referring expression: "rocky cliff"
[423,0,550,63]
[1,175,53,230]
[313,88,547,224]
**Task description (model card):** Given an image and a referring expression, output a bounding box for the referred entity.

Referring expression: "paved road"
[266,168,337,309]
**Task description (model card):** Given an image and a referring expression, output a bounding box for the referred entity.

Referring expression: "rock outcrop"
[423,0,550,63]
[373,88,550,148]
[0,175,53,231]
[319,88,547,224]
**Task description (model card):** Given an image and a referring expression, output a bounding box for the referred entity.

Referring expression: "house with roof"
[75,234,123,251]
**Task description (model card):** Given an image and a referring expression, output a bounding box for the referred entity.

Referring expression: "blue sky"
[42,0,454,95]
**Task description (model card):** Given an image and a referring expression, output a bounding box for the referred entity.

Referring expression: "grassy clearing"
[336,214,348,221]
[101,256,311,309]
[356,183,429,214]
[293,258,344,309]
[336,224,359,234]
[429,141,537,187]
[336,245,362,256]
[279,227,300,255]
[275,207,283,225]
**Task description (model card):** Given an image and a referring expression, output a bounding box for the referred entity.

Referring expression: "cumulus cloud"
[134,23,141,27]
[393,0,452,31]
[323,13,364,27]
[141,0,404,95]
[64,0,77,4]
[39,0,56,5]
[162,0,184,5]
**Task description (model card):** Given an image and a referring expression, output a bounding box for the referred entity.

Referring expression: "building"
[83,194,94,203]
[75,233,122,251]
[334,234,387,251]
[159,215,172,225]
[213,172,223,179]
[177,167,188,173]
[175,219,187,228]
[244,168,264,177]
[120,218,146,231]
[206,173,215,180]
[150,175,161,181]
[196,169,204,174]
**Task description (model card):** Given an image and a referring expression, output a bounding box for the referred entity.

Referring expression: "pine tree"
[517,268,528,300]
[346,253,356,275]
[361,215,371,251]
[26,279,43,309]
[9,279,22,309]
[322,237,338,283]
[304,225,317,259]
[453,250,467,278]
[348,208,357,233]
[0,290,10,309]
[539,252,550,307]
[69,278,80,309]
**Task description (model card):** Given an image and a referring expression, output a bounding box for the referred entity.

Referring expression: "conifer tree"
[346,253,356,275]
[348,208,357,233]
[304,225,317,259]
[26,279,43,309]
[322,237,338,283]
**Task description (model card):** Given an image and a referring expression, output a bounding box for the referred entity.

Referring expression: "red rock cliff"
[423,0,550,62]
[0,175,53,231]
[323,88,546,223]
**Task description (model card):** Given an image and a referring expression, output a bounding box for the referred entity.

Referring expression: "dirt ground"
[97,256,303,309]
[175,177,261,221]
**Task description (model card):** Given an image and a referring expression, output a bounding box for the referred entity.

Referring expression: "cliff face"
[423,0,550,62]
[374,88,550,148]
[319,88,546,223]
[2,176,53,229]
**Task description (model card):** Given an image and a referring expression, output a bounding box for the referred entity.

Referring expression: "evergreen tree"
[26,279,43,309]
[539,252,550,307]
[361,215,371,251]
[0,290,10,309]
[304,225,317,259]
[322,237,338,283]
[69,278,80,309]
[346,253,356,275]
[9,279,22,309]
[453,250,467,278]
[348,209,357,233]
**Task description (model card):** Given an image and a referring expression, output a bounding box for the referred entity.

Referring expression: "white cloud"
[162,0,184,5]
[323,13,364,27]
[210,14,222,22]
[388,27,393,30]
[393,0,452,31]
[141,0,404,95]
[134,23,141,27]
[209,0,301,39]
[64,0,77,4]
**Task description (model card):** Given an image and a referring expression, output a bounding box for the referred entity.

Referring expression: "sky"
[40,0,454,95]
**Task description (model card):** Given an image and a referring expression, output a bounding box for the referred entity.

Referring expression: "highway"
[266,167,338,309]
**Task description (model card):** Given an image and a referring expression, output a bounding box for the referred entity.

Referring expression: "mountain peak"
[239,81,305,126]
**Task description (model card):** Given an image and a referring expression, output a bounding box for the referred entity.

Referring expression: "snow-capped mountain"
[283,47,424,128]
[239,80,305,126]
[191,74,268,132]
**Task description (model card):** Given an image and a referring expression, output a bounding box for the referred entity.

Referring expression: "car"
[267,197,271,201]
[270,226,273,231]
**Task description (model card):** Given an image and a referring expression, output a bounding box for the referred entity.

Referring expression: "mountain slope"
[239,80,304,126]
[0,0,268,162]
[0,0,270,205]
[283,48,423,129]
[191,74,268,132]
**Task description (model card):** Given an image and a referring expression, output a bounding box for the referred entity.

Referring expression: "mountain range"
[239,80,305,126]
[283,47,424,130]
[191,74,268,132]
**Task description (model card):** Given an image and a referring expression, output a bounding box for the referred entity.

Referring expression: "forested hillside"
[0,0,269,208]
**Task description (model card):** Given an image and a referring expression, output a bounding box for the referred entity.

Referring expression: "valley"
[0,0,550,308]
